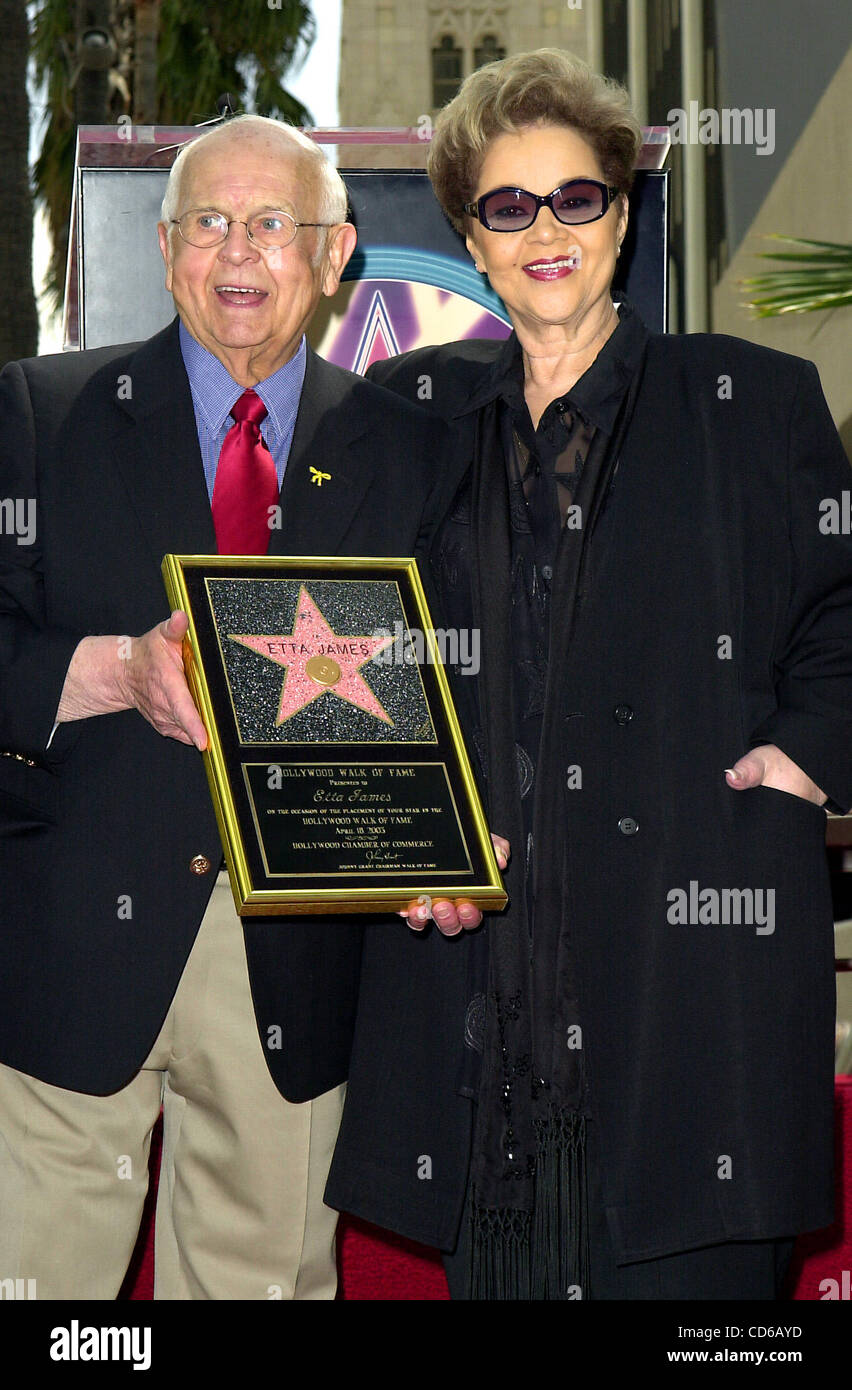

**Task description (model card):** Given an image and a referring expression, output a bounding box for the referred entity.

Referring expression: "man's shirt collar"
[178,320,307,437]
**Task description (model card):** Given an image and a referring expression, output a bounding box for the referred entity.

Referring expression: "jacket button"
[618,816,639,836]
[614,704,634,724]
[190,855,212,875]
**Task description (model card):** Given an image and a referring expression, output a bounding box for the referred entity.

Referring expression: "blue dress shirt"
[178,321,307,501]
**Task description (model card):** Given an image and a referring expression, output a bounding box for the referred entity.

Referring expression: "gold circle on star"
[305,655,342,687]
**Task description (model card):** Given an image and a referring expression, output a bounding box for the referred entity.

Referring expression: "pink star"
[229,585,395,727]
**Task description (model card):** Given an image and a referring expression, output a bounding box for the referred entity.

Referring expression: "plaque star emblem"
[229,585,395,727]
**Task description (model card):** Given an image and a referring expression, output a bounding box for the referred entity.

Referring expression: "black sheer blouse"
[462,302,649,902]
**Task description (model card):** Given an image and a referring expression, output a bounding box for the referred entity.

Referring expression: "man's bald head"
[156,111,357,387]
[161,115,348,231]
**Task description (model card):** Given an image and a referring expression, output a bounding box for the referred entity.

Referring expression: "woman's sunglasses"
[464,178,621,232]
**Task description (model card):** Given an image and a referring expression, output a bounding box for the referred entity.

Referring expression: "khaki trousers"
[0,872,344,1300]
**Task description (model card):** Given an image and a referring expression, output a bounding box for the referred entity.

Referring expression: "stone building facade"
[337,1,590,167]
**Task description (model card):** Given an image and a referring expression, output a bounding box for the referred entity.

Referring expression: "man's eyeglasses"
[171,209,339,249]
[464,179,621,232]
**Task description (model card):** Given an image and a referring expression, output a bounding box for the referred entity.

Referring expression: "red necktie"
[212,390,280,555]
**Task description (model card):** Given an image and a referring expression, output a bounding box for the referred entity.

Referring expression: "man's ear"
[157,223,173,291]
[321,222,358,297]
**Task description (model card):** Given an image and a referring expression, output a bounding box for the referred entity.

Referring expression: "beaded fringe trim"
[470,1109,588,1301]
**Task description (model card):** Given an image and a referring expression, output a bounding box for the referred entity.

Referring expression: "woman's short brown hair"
[428,48,643,234]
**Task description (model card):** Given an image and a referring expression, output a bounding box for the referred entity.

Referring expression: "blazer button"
[190,854,212,875]
[618,816,639,836]
[614,704,634,724]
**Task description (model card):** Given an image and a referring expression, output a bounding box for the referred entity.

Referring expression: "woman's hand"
[725,745,827,806]
[400,834,510,936]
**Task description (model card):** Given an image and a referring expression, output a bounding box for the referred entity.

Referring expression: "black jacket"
[0,318,450,1101]
[326,326,852,1262]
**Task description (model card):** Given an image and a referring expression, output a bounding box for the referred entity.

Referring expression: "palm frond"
[741,235,852,317]
[33,0,317,310]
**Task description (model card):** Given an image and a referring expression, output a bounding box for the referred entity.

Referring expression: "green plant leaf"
[740,235,852,318]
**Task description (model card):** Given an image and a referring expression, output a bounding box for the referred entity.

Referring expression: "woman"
[326,49,852,1300]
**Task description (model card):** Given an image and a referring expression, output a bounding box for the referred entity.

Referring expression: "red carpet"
[123,1077,851,1300]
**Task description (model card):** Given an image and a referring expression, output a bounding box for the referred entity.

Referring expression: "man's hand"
[56,612,207,750]
[725,744,827,806]
[400,834,510,936]
[116,612,207,749]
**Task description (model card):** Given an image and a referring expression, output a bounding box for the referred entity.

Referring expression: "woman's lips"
[215,286,269,307]
[522,252,582,281]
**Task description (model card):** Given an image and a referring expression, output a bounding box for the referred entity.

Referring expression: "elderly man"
[0,115,452,1299]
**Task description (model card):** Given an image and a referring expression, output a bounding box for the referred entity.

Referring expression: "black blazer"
[326,326,852,1261]
[0,319,453,1100]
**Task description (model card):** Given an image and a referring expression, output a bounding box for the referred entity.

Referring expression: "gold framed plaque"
[162,554,507,917]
